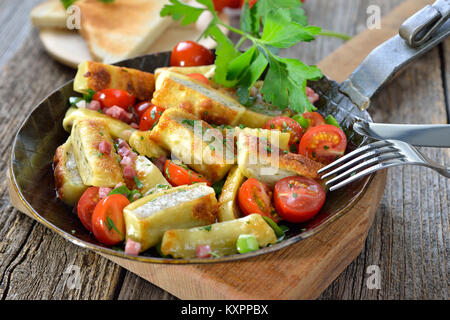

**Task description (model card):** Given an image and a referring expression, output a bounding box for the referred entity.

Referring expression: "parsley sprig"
[161,0,323,114]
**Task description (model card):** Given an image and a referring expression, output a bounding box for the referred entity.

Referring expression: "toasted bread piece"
[149,107,235,183]
[161,214,276,259]
[76,0,172,63]
[31,0,66,29]
[53,137,88,206]
[237,133,324,187]
[152,71,246,126]
[74,61,156,100]
[124,183,218,252]
[71,119,124,187]
[154,65,216,79]
[218,166,245,222]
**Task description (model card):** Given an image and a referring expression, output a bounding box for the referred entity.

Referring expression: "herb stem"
[318,30,352,41]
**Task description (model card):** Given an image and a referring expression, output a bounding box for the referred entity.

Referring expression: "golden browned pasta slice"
[152,71,245,126]
[63,107,135,140]
[133,155,170,196]
[74,61,155,100]
[160,214,277,259]
[71,119,124,187]
[128,130,169,159]
[124,183,218,252]
[149,107,235,183]
[53,137,88,206]
[218,166,245,222]
[237,133,324,187]
[154,65,216,79]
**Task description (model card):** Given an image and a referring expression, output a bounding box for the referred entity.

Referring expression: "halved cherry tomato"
[302,112,326,131]
[170,41,215,67]
[274,176,325,223]
[134,101,153,119]
[298,124,347,164]
[92,89,136,110]
[91,194,129,246]
[139,105,165,131]
[77,187,100,232]
[238,178,280,222]
[188,73,210,86]
[164,160,212,187]
[264,116,304,147]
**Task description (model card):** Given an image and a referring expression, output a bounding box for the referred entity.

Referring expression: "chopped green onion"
[236,234,259,254]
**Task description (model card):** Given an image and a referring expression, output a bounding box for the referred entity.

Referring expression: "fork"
[318,140,450,191]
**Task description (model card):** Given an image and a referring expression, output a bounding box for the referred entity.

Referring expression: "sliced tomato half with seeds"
[238,178,280,222]
[298,124,347,164]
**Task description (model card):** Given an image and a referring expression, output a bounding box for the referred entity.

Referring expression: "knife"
[353,122,450,148]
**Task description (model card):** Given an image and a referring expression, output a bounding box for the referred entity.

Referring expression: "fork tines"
[318,140,405,191]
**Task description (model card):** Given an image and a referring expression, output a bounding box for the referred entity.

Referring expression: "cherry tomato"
[264,116,304,146]
[188,73,210,86]
[170,41,215,67]
[139,105,165,131]
[238,178,280,222]
[274,176,325,223]
[91,194,129,246]
[212,0,230,11]
[164,160,212,187]
[298,124,347,164]
[302,112,326,131]
[77,187,100,232]
[92,89,136,110]
[134,101,153,119]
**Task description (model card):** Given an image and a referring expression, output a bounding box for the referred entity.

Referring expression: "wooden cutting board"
[9,0,432,300]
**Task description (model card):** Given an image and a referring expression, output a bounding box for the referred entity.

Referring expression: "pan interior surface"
[11,52,373,263]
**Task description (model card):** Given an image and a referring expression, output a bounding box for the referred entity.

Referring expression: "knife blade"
[353,122,450,147]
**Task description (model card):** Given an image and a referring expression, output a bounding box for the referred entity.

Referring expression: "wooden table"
[0,0,448,300]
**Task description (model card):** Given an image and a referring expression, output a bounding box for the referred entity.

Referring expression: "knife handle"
[340,0,450,110]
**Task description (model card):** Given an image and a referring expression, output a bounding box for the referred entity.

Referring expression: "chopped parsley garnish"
[181,119,196,127]
[133,176,143,189]
[106,216,123,237]
[202,225,212,232]
[160,0,326,114]
[324,145,330,150]
[82,88,96,102]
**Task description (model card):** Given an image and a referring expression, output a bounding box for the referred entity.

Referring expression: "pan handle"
[339,0,450,110]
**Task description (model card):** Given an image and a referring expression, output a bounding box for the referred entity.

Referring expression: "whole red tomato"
[170,41,215,67]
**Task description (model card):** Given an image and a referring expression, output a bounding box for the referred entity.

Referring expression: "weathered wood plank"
[0,29,124,300]
[0,0,43,71]
[320,47,449,300]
